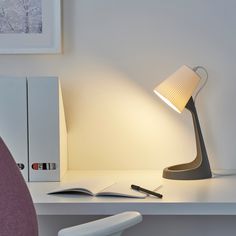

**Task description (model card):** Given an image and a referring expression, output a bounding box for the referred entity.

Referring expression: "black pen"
[131,184,163,199]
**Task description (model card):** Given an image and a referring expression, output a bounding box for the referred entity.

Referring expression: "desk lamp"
[154,65,212,180]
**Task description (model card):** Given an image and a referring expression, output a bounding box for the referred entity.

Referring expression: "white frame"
[0,0,61,54]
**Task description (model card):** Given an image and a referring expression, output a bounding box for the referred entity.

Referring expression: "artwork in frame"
[0,0,61,54]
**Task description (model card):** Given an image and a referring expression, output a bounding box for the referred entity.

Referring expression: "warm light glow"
[153,90,181,113]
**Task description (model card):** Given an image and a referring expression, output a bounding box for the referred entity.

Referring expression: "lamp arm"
[185,97,211,171]
[162,96,212,180]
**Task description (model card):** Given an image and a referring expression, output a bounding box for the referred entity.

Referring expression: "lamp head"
[153,65,200,113]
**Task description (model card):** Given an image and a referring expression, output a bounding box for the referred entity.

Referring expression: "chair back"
[0,137,38,236]
[58,211,142,236]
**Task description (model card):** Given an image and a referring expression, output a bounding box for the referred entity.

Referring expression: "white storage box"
[28,77,67,181]
[0,77,28,181]
[0,76,67,181]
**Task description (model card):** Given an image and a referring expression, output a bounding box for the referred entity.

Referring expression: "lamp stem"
[162,97,212,180]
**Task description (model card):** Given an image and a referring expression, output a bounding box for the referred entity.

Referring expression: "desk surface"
[28,170,236,215]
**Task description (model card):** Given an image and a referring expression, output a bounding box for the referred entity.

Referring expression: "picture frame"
[0,0,61,54]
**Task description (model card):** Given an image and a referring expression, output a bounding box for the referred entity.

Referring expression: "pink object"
[0,137,38,236]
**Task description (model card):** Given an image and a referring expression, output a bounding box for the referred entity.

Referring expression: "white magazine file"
[0,76,67,182]
[27,77,67,181]
[0,77,29,181]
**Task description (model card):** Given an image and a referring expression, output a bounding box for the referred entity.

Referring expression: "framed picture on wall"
[0,0,61,54]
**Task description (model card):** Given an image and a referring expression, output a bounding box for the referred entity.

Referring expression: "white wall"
[0,0,236,170]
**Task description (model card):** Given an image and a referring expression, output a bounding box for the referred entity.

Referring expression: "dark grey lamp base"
[163,161,212,180]
[163,97,212,180]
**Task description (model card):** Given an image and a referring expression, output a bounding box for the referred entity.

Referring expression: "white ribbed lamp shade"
[154,65,200,113]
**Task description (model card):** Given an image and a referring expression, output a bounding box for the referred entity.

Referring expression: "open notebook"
[48,180,160,199]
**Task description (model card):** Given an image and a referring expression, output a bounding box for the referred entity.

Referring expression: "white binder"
[0,77,28,181]
[27,77,67,181]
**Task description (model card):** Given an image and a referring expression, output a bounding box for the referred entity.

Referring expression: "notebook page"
[48,179,114,195]
[97,182,147,198]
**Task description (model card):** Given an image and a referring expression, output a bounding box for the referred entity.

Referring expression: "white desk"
[27,170,236,216]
